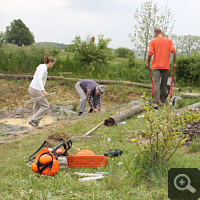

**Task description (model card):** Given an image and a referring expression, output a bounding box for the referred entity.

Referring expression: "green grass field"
[1,78,200,199]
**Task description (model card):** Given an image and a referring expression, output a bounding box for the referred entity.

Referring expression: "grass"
[1,79,200,199]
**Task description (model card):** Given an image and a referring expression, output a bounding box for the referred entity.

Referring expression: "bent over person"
[75,80,105,116]
[146,28,176,109]
[28,55,56,127]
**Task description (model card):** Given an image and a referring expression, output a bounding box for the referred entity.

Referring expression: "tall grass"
[0,45,151,84]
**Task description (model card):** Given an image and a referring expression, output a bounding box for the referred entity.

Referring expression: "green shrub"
[176,54,200,86]
[131,105,200,177]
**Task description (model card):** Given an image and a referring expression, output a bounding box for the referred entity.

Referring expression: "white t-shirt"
[30,64,48,91]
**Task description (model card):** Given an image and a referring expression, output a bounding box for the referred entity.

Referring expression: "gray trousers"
[28,86,50,125]
[75,81,98,113]
[153,69,169,104]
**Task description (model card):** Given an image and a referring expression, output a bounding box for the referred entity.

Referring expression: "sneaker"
[153,103,159,109]
[89,108,93,113]
[28,120,38,127]
[159,101,165,106]
[79,112,82,116]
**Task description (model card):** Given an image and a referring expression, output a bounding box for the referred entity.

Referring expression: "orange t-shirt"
[148,37,176,69]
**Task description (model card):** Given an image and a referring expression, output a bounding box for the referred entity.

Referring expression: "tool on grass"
[71,121,104,139]
[70,172,112,182]
[67,149,108,168]
[104,149,123,157]
[24,92,56,105]
[27,139,72,176]
[148,68,175,98]
[78,176,104,182]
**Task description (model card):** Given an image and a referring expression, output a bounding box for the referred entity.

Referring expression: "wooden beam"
[24,92,56,105]
[0,74,180,91]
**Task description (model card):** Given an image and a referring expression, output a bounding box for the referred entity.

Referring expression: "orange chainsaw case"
[67,155,108,168]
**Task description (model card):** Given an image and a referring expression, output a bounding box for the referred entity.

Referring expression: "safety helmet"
[76,149,95,156]
[31,148,59,176]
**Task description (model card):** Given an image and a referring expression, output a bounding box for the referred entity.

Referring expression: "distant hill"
[34,42,69,50]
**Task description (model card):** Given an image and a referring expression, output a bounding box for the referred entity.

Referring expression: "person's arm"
[146,55,152,68]
[172,52,176,68]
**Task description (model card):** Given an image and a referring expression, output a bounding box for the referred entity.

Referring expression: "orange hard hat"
[76,149,95,156]
[39,154,52,164]
[31,148,59,176]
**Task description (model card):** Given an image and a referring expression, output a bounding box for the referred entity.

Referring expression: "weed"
[188,136,200,153]
[72,101,79,111]
[0,132,6,137]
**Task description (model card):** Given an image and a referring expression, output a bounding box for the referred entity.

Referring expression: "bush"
[175,54,200,86]
[131,105,200,177]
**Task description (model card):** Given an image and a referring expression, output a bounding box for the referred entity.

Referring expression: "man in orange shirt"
[146,28,176,109]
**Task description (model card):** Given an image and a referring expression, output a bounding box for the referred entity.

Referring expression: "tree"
[115,47,134,58]
[5,19,35,46]
[129,0,175,61]
[171,34,200,55]
[66,34,113,64]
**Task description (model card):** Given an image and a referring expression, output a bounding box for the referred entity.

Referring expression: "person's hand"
[146,63,150,69]
[97,109,100,114]
[42,90,49,96]
[92,106,95,113]
[173,63,176,69]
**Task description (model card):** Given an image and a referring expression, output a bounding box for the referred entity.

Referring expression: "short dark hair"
[154,28,162,34]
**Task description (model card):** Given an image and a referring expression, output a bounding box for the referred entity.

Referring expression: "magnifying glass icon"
[174,174,196,193]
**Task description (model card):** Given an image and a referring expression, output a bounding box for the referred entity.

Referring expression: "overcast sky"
[0,0,199,49]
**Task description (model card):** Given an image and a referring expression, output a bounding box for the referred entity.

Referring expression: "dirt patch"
[47,132,70,146]
[0,105,77,144]
[183,120,200,142]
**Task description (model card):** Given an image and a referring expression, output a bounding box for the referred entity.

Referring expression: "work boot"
[159,101,165,106]
[153,103,159,109]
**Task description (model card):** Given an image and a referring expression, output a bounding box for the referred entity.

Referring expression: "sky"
[0,0,199,49]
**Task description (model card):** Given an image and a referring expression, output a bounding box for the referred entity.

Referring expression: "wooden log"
[174,102,200,114]
[23,92,56,105]
[104,104,143,126]
[0,74,180,91]
[180,92,200,98]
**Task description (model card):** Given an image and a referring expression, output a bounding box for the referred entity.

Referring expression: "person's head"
[44,55,56,69]
[95,85,105,96]
[154,28,162,37]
